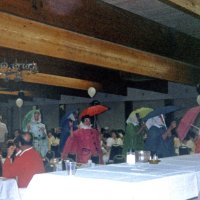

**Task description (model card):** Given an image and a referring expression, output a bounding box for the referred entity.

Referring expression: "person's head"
[47,130,53,138]
[81,115,91,126]
[34,111,41,122]
[117,129,125,139]
[110,130,117,139]
[126,114,139,126]
[68,119,74,127]
[14,129,21,137]
[15,132,33,149]
[155,116,165,126]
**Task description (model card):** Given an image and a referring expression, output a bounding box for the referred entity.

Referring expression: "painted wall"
[0,82,199,137]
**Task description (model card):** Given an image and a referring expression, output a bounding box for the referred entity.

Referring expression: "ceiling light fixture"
[0,59,38,82]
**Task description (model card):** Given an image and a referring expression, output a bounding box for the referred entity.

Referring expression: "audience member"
[13,129,21,139]
[106,130,123,147]
[47,129,60,157]
[180,131,196,154]
[3,132,45,188]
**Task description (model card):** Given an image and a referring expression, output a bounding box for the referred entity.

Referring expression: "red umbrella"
[80,104,109,118]
[177,106,200,141]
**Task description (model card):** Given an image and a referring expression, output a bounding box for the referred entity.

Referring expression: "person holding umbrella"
[123,107,153,155]
[59,111,79,153]
[123,113,146,155]
[144,114,176,158]
[62,115,102,164]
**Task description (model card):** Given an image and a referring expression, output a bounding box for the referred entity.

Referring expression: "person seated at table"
[173,131,181,155]
[106,130,123,147]
[3,132,45,188]
[47,129,60,157]
[144,115,176,158]
[62,115,102,164]
[180,131,196,154]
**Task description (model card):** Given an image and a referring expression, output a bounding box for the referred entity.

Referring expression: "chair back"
[68,153,77,162]
[91,155,100,164]
[113,155,125,163]
[109,145,123,161]
[46,151,55,160]
[179,146,190,155]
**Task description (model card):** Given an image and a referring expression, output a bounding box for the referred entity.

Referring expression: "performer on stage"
[25,110,48,157]
[62,115,102,164]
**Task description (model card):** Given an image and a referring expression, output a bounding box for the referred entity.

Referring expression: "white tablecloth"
[0,178,21,200]
[23,154,200,200]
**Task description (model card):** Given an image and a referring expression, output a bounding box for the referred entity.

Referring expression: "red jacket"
[3,147,45,188]
[62,128,102,164]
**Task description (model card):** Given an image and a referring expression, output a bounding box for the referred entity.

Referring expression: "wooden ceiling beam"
[0,47,121,83]
[0,79,99,99]
[0,90,32,96]
[0,72,102,91]
[160,0,200,17]
[0,12,199,86]
[1,0,200,66]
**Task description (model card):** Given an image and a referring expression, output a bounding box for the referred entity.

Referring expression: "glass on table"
[66,161,77,175]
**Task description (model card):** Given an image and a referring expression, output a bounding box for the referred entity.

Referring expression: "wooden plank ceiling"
[0,0,199,100]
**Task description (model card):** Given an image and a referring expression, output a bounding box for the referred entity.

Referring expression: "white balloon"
[16,98,23,108]
[88,87,96,98]
[197,95,200,105]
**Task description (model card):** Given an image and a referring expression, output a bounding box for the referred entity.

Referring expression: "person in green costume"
[123,113,146,155]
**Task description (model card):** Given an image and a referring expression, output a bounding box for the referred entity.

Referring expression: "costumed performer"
[144,115,176,158]
[59,111,79,153]
[25,110,48,157]
[123,113,146,155]
[62,115,102,164]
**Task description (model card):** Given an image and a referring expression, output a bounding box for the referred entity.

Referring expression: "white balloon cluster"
[87,87,96,98]
[16,98,23,108]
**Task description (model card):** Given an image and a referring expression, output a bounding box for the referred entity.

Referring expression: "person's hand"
[169,121,176,130]
[7,146,16,158]
[69,121,73,129]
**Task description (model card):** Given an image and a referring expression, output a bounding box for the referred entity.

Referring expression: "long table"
[22,154,200,200]
[0,178,21,200]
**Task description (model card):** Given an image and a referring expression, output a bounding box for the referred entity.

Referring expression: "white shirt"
[0,122,8,143]
[106,137,123,147]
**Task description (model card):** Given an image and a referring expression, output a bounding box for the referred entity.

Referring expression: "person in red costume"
[3,132,45,188]
[62,115,102,164]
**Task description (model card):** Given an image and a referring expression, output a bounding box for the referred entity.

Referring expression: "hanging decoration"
[16,98,23,108]
[87,87,96,98]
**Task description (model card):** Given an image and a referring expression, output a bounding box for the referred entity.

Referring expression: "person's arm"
[136,123,146,135]
[162,121,176,140]
[3,146,18,178]
[69,121,74,136]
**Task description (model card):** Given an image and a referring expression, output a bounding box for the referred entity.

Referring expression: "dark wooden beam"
[0,0,200,66]
[0,12,199,86]
[0,47,121,83]
[0,80,89,99]
[127,80,168,94]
